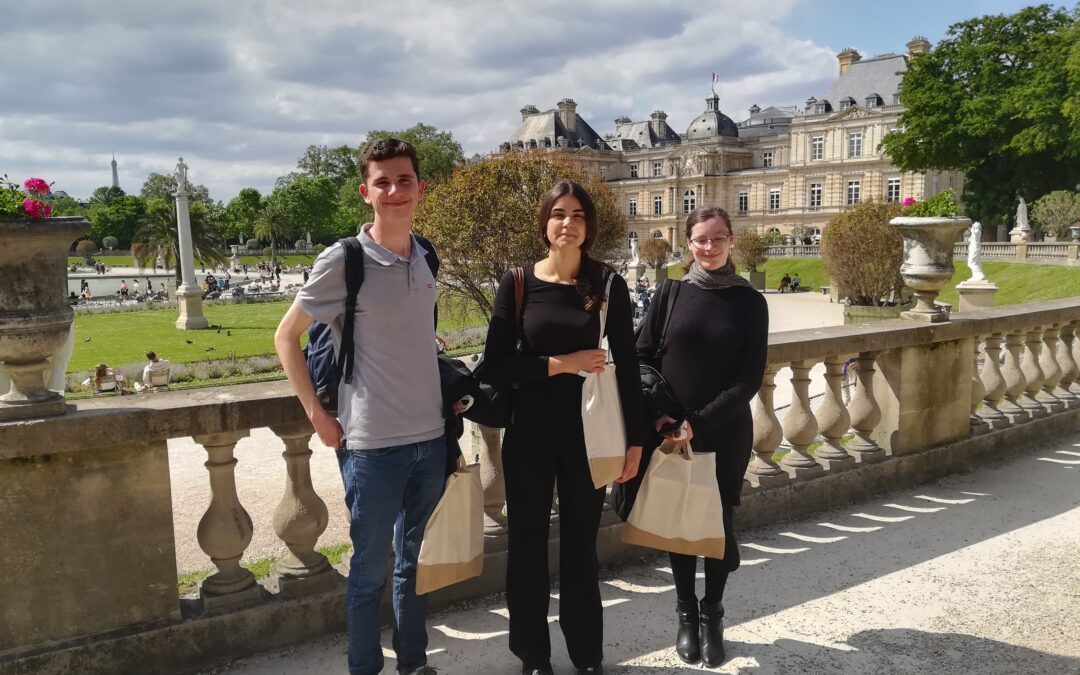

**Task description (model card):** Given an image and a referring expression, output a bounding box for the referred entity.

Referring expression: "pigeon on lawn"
[185,339,194,344]
[82,337,92,342]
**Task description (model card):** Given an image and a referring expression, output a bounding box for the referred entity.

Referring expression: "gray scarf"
[685,260,752,290]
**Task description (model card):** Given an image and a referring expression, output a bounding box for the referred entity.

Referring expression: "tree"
[90,185,126,205]
[268,175,337,242]
[48,194,88,218]
[296,144,358,188]
[75,239,97,265]
[224,188,264,243]
[140,172,212,205]
[131,242,150,269]
[135,197,226,283]
[102,236,118,251]
[640,238,671,271]
[414,151,625,319]
[880,5,1080,226]
[331,175,374,239]
[87,194,143,249]
[253,201,293,266]
[732,228,769,273]
[363,123,465,185]
[821,201,904,306]
[1032,190,1080,238]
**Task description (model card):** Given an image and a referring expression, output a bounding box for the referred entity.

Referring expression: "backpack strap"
[337,237,365,385]
[414,233,440,330]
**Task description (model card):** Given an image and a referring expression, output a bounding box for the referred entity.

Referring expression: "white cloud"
[0,0,841,201]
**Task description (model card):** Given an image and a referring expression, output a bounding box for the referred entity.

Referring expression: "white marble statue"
[629,238,640,265]
[967,221,986,282]
[1016,196,1030,232]
[173,157,189,192]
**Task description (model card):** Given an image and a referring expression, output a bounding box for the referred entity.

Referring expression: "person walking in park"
[635,206,768,667]
[274,138,445,675]
[479,180,644,675]
[119,280,129,299]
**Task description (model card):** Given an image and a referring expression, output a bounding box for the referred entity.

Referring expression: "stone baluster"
[747,364,788,488]
[194,431,263,610]
[978,333,1008,429]
[780,360,824,479]
[1019,328,1048,419]
[270,423,338,597]
[969,337,989,435]
[1000,331,1029,424]
[1055,324,1078,407]
[1037,324,1064,413]
[814,355,855,471]
[846,352,885,462]
[1071,320,1080,396]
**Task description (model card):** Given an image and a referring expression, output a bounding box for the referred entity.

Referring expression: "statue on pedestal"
[629,237,640,265]
[967,221,986,282]
[173,157,190,193]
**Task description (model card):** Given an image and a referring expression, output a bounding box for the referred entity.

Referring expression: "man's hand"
[615,445,643,484]
[311,408,345,449]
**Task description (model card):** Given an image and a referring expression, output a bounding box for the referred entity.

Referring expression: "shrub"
[75,239,98,264]
[731,228,768,273]
[902,189,959,217]
[821,201,904,306]
[262,247,274,259]
[294,239,308,250]
[246,238,260,251]
[764,230,786,246]
[313,243,326,253]
[102,236,118,250]
[640,238,672,271]
[1032,190,1080,239]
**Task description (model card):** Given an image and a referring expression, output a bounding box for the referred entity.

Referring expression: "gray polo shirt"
[294,224,443,449]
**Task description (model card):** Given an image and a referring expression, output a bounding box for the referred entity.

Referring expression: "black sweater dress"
[636,281,769,507]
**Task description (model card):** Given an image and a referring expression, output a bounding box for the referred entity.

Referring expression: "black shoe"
[575,667,603,674]
[522,664,554,675]
[699,600,725,667]
[675,599,701,664]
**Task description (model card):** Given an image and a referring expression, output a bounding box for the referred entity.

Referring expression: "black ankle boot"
[699,600,725,667]
[675,599,701,663]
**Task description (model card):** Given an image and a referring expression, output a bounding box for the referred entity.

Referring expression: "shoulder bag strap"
[654,279,680,360]
[597,272,616,348]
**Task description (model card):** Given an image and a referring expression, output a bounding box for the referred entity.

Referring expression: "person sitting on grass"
[135,351,172,392]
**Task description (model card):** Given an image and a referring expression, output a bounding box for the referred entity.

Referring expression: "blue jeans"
[337,436,447,675]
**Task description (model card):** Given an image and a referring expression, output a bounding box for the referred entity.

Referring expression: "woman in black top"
[636,206,768,667]
[481,180,644,675]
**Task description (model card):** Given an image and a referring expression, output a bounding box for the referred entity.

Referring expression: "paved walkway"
[202,434,1080,674]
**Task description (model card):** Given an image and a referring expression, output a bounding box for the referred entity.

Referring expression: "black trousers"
[670,501,739,603]
[503,419,606,669]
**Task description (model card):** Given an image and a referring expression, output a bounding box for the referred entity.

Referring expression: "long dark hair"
[537,180,613,312]
[681,206,734,274]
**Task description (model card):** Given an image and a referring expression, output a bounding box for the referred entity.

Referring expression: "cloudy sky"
[1,0,1037,202]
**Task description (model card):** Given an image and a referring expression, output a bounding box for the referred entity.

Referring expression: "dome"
[685,94,739,140]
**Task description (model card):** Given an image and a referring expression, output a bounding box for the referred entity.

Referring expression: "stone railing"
[771,241,1080,265]
[767,244,821,257]
[5,298,1080,671]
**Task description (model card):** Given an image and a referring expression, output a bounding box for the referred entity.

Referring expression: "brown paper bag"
[416,463,484,595]
[622,440,726,559]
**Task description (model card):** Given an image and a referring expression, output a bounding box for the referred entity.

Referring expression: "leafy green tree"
[414,151,624,319]
[140,172,212,205]
[75,240,98,265]
[254,201,294,266]
[90,185,126,205]
[102,236,119,251]
[296,144,358,187]
[267,175,337,243]
[1032,190,1080,238]
[135,197,226,283]
[880,5,1080,227]
[331,175,374,239]
[362,123,464,185]
[87,194,143,248]
[732,228,769,273]
[48,194,88,218]
[224,187,264,243]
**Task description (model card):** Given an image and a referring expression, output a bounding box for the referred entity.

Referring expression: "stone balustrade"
[5,297,1080,672]
[769,242,1080,265]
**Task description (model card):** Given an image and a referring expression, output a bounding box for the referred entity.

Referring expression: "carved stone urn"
[890,216,971,323]
[0,216,90,420]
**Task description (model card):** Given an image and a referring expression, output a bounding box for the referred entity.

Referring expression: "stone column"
[969,338,989,435]
[270,422,339,597]
[1035,324,1064,414]
[174,158,208,330]
[746,364,787,488]
[194,430,262,611]
[978,333,1008,429]
[1072,321,1080,396]
[1018,329,1048,419]
[1054,324,1078,408]
[1000,331,1029,424]
[847,352,885,462]
[780,360,824,479]
[814,356,855,471]
[956,280,998,312]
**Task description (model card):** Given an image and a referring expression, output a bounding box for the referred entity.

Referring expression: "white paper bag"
[416,462,484,595]
[581,273,627,488]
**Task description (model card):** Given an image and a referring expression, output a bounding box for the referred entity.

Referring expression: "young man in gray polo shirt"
[275,138,444,675]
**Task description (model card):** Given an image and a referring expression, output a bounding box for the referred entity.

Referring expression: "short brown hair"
[358,138,420,181]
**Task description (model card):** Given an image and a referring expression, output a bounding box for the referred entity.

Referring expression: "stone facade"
[497,38,965,253]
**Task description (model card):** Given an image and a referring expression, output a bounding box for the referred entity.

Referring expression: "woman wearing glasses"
[636,206,768,667]
[480,180,643,675]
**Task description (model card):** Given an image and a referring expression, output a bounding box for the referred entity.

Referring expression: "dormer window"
[865,94,883,108]
[839,97,855,110]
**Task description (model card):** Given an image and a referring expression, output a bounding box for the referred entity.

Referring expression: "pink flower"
[902,197,917,207]
[22,198,45,219]
[23,178,50,195]
[43,203,53,218]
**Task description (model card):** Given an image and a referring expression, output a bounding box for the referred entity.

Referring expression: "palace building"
[497,37,964,252]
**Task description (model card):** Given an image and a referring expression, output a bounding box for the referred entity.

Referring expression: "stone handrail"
[5,298,1080,668]
[773,241,1080,265]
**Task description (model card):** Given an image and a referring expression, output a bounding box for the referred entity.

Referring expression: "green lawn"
[69,254,319,269]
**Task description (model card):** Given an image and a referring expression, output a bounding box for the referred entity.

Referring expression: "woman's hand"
[615,445,643,484]
[656,417,693,442]
[311,407,346,449]
[549,348,607,376]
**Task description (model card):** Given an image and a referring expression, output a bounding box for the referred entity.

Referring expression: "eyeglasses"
[689,235,731,248]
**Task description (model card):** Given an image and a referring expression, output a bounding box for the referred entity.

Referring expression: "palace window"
[599,166,606,179]
[847,180,861,205]
[683,189,696,214]
[738,190,749,214]
[808,182,822,208]
[629,163,639,178]
[848,132,863,158]
[886,177,901,203]
[811,136,823,161]
[762,151,773,168]
[653,195,663,215]
[627,231,638,250]
[652,161,663,177]
[768,188,781,212]
[628,198,637,216]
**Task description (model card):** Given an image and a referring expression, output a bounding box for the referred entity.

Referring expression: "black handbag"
[466,267,525,428]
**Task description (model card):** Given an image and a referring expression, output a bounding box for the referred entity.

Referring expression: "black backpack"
[305,234,439,413]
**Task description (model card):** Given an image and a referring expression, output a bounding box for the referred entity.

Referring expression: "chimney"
[520,104,540,122]
[649,110,668,139]
[749,104,761,115]
[906,35,931,57]
[557,98,577,132]
[837,47,861,76]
